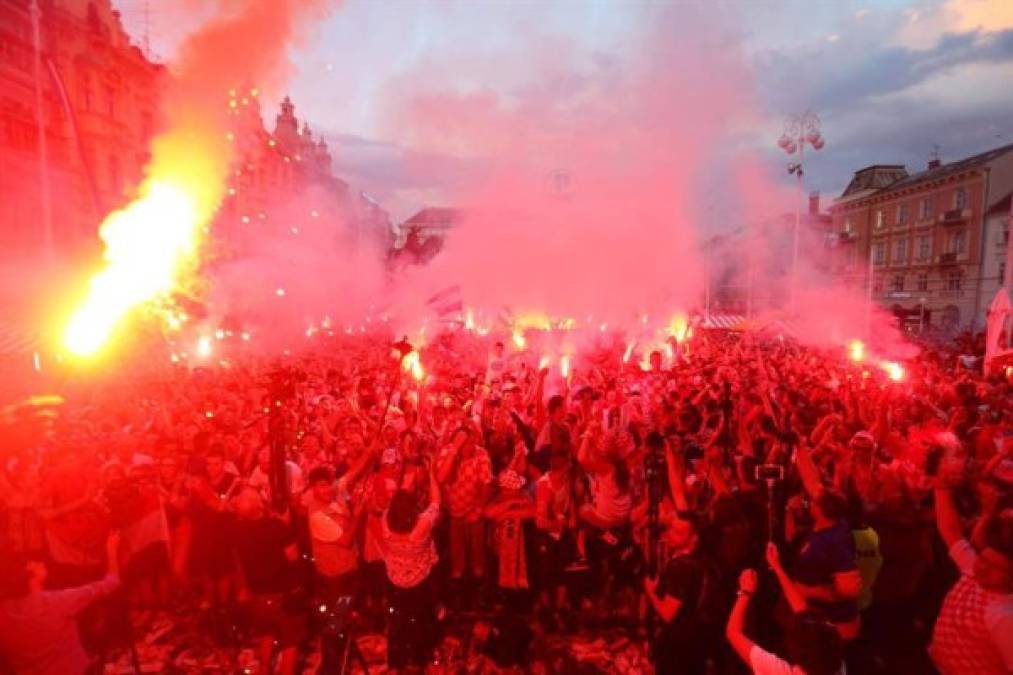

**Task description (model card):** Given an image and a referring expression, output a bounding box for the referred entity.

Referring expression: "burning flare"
[848,340,865,363]
[668,313,690,343]
[881,361,905,382]
[64,180,211,356]
[63,115,227,357]
[403,351,425,382]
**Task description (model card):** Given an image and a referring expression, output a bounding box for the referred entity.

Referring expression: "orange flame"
[64,98,229,358]
[848,340,865,363]
[881,361,904,382]
[403,351,425,382]
[668,313,690,343]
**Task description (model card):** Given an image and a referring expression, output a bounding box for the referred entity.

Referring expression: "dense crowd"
[0,327,1011,675]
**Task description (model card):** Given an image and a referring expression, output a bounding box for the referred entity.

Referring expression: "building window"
[920,198,933,220]
[875,210,884,229]
[896,203,908,225]
[947,230,966,254]
[1000,262,1007,287]
[844,217,853,233]
[892,275,905,292]
[945,271,962,291]
[917,273,928,291]
[873,241,886,265]
[954,187,967,210]
[917,235,932,261]
[893,238,908,263]
[873,277,884,293]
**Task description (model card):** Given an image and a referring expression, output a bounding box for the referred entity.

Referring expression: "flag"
[426,285,463,320]
[984,289,1011,375]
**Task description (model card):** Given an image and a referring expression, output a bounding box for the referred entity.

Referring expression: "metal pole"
[746,255,753,319]
[29,0,54,263]
[792,140,803,315]
[704,237,711,318]
[919,297,926,334]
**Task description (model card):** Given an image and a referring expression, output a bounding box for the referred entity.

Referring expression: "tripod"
[318,595,369,675]
[643,439,665,664]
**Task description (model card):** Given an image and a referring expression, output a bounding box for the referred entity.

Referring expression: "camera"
[754,464,785,482]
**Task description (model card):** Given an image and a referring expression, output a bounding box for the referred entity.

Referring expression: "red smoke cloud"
[382,8,758,333]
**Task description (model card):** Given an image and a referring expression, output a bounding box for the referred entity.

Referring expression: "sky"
[117,0,1013,225]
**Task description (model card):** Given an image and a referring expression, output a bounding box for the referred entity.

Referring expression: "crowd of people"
[0,326,1011,674]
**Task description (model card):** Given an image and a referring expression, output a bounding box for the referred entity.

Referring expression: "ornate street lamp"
[778,110,824,313]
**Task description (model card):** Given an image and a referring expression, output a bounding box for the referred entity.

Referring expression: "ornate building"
[217,90,393,257]
[0,0,164,255]
[830,144,1013,331]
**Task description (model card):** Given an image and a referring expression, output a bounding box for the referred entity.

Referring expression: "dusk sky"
[119,0,1013,224]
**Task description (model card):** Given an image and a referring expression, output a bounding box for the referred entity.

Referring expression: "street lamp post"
[778,111,824,314]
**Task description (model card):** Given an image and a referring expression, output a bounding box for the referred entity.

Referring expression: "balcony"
[837,230,857,243]
[939,209,970,225]
[938,252,958,267]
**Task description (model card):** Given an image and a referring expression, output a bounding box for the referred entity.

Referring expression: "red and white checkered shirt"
[439,445,493,521]
[929,540,1013,675]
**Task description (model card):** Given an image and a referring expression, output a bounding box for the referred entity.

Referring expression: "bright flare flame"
[848,340,865,363]
[512,330,527,350]
[668,313,690,343]
[196,335,212,358]
[515,313,553,331]
[403,351,425,382]
[539,355,551,370]
[560,355,571,379]
[64,182,205,356]
[623,341,636,363]
[881,361,905,382]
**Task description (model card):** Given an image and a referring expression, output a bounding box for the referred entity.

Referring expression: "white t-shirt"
[749,646,846,675]
[249,461,305,498]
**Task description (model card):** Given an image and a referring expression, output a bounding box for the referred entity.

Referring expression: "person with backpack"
[643,511,721,675]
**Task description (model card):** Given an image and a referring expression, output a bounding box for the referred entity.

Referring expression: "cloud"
[322,132,488,221]
[899,0,1013,48]
[751,2,1013,201]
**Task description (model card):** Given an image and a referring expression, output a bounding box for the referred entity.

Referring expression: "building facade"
[0,0,164,255]
[830,144,1013,331]
[217,90,393,258]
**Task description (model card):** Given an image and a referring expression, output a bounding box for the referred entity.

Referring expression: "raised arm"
[725,569,759,665]
[765,542,807,613]
[934,485,965,549]
[795,444,825,499]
